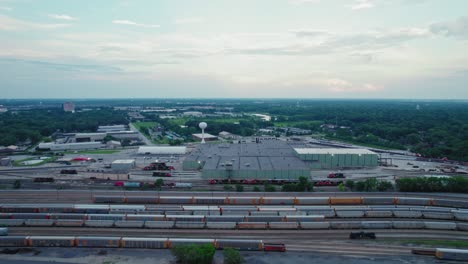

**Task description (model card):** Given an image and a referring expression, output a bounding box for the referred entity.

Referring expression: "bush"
[376,180,393,191]
[155,179,164,190]
[264,184,276,192]
[223,247,244,264]
[224,185,234,191]
[281,177,313,192]
[252,186,261,192]
[396,176,468,193]
[337,183,345,192]
[345,180,355,190]
[235,184,244,192]
[171,244,216,264]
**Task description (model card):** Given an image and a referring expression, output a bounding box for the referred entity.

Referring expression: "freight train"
[92,195,468,208]
[0,236,284,251]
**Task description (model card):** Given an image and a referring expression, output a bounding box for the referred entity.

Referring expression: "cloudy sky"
[0,0,467,99]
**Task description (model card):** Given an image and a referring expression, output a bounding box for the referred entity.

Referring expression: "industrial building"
[183,141,310,179]
[137,146,187,155]
[111,159,136,171]
[37,142,104,151]
[97,125,127,133]
[294,148,378,169]
[183,141,379,179]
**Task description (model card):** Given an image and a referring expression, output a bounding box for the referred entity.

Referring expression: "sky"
[0,0,467,99]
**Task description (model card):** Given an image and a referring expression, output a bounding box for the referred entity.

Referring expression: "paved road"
[129,123,153,146]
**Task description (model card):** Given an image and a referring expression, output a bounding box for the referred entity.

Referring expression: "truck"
[327,173,345,179]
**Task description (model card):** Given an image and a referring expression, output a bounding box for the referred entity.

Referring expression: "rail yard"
[1,191,468,262]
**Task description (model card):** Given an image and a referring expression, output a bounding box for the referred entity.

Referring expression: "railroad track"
[1,190,468,204]
[7,227,468,257]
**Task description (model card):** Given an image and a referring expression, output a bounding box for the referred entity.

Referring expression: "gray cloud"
[430,16,468,38]
[0,57,121,72]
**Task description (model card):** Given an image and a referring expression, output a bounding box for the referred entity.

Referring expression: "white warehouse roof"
[137,146,187,155]
[112,159,135,164]
[294,148,377,155]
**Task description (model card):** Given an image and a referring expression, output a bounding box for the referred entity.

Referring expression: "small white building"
[106,140,122,149]
[112,159,136,171]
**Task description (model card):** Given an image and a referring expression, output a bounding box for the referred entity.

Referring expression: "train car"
[49,213,87,220]
[0,236,28,247]
[228,197,262,205]
[329,197,362,205]
[168,238,215,248]
[1,205,38,213]
[109,205,146,213]
[164,215,204,222]
[126,196,158,204]
[121,237,169,249]
[126,214,165,221]
[159,196,194,204]
[73,205,110,214]
[10,213,49,219]
[216,239,263,251]
[37,204,75,213]
[192,197,226,205]
[28,236,75,247]
[87,214,125,221]
[93,196,126,204]
[263,243,286,252]
[76,236,121,248]
[237,222,268,230]
[0,228,7,236]
[262,197,295,205]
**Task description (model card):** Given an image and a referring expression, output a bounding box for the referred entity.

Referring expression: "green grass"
[382,239,468,249]
[324,136,403,150]
[64,149,121,154]
[132,121,158,130]
[273,120,322,128]
[13,156,57,167]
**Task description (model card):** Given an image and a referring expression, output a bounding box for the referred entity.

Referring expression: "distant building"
[97,125,128,133]
[37,142,104,151]
[183,111,203,117]
[63,102,75,113]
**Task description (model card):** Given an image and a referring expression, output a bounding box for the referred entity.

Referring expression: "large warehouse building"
[183,141,310,179]
[184,141,379,179]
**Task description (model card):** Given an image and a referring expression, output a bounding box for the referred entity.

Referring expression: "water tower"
[199,122,207,143]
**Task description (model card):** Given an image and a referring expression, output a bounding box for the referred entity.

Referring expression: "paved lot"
[0,247,442,264]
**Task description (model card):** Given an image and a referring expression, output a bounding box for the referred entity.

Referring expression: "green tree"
[252,186,261,192]
[337,182,345,192]
[264,184,276,192]
[345,180,355,190]
[223,248,244,264]
[171,244,216,264]
[155,179,164,190]
[376,180,393,191]
[235,184,244,192]
[224,185,234,191]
